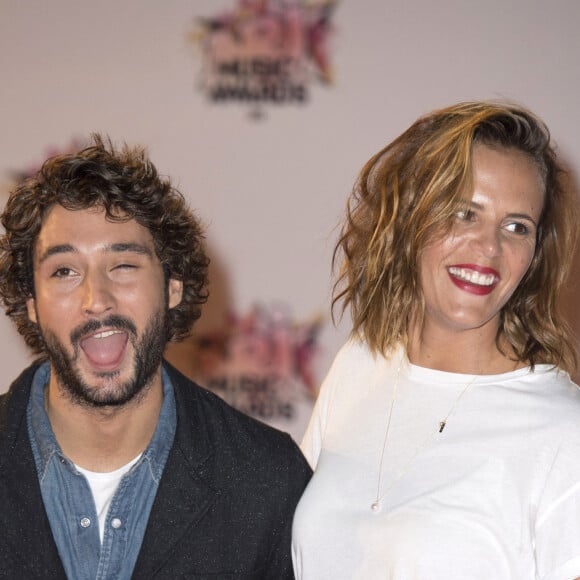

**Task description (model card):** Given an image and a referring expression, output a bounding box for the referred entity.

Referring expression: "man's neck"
[45,372,164,472]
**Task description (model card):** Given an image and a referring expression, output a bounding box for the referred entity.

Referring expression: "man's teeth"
[448,267,496,286]
[93,330,123,339]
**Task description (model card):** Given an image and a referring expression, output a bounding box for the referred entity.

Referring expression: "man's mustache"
[70,315,137,344]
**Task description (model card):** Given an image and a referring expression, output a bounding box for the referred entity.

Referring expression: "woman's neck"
[407,322,524,375]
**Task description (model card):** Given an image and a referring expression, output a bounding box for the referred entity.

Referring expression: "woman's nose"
[469,223,501,258]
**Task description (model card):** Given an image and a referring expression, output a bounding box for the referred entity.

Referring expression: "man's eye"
[114,263,137,270]
[52,267,74,278]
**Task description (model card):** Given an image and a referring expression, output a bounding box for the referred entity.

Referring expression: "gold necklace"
[370,353,479,512]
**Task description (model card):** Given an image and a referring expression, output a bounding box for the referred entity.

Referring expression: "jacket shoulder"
[163,360,311,471]
[0,363,42,441]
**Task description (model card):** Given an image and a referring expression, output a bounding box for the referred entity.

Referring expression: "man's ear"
[26,297,38,324]
[168,278,183,309]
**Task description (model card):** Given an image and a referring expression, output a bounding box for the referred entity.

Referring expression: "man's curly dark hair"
[0,134,209,354]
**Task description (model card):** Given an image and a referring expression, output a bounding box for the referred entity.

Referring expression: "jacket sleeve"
[264,435,312,579]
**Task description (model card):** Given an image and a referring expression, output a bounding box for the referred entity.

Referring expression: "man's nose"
[80,270,115,316]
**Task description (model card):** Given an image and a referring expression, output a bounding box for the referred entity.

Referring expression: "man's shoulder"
[0,363,41,428]
[163,360,307,460]
[0,362,43,476]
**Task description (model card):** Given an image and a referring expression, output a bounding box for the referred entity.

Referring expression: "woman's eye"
[506,222,529,235]
[455,209,475,222]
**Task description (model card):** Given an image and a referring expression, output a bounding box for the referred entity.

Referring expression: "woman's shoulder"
[523,365,580,400]
[333,337,395,367]
[521,366,580,435]
[326,338,385,379]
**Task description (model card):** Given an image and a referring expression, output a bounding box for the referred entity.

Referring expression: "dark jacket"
[0,361,312,579]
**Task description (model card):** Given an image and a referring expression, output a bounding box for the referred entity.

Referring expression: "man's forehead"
[34,205,155,256]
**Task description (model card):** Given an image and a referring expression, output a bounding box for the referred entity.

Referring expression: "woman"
[292,102,580,579]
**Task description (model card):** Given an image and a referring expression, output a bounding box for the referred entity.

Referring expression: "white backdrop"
[1,1,579,438]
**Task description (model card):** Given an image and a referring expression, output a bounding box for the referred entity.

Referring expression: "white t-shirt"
[76,454,141,543]
[292,340,580,580]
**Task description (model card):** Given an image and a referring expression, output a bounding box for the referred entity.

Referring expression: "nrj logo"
[191,0,337,117]
[190,305,323,422]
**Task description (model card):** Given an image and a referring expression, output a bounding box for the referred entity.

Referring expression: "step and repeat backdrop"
[1,0,579,441]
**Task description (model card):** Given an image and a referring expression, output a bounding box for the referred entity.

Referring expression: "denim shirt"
[27,363,177,580]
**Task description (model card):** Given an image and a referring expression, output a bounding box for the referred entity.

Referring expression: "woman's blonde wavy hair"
[332,101,578,373]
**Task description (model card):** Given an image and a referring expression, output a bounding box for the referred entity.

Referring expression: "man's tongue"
[80,331,128,367]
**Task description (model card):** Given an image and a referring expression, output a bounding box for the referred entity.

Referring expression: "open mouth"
[80,329,129,369]
[446,264,500,296]
[447,266,498,287]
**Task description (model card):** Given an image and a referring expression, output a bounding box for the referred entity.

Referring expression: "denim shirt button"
[80,517,91,528]
[111,518,122,529]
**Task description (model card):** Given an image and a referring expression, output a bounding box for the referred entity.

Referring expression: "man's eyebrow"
[107,243,154,256]
[37,242,154,264]
[38,244,76,264]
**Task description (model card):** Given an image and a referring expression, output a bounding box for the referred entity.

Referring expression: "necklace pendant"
[371,501,380,512]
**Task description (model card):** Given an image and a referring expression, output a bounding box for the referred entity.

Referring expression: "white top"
[292,340,580,580]
[76,454,141,543]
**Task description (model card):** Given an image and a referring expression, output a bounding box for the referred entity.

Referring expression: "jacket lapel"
[131,364,217,578]
[0,364,67,578]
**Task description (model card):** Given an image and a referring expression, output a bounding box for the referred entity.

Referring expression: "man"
[0,135,311,579]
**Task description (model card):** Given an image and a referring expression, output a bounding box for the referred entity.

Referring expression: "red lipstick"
[446,263,500,296]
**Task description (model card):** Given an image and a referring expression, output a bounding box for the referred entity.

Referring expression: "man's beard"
[41,310,169,408]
